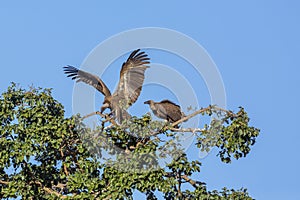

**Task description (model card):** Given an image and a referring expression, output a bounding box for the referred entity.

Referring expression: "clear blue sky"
[1,1,299,199]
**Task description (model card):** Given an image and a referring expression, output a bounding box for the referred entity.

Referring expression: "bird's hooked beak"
[144,100,151,105]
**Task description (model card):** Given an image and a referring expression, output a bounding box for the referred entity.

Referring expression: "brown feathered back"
[158,100,184,122]
[144,99,186,124]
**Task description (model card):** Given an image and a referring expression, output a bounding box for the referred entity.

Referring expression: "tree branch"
[171,106,212,128]
[59,146,69,177]
[52,183,67,191]
[82,111,117,126]
[171,105,238,128]
[149,106,213,136]
[181,175,206,189]
[181,175,197,188]
[170,127,205,133]
[1,180,69,199]
[42,185,68,199]
[177,170,182,198]
[0,180,9,185]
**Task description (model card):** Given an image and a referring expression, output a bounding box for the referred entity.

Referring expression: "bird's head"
[144,100,153,105]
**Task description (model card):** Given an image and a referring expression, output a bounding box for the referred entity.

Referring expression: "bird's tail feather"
[114,108,131,124]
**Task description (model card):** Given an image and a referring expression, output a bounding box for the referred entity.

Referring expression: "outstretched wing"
[114,49,150,107]
[63,65,111,97]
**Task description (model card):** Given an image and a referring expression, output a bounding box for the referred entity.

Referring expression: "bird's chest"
[111,96,130,110]
[151,104,166,117]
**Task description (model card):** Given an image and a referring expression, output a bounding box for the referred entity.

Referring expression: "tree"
[0,83,260,199]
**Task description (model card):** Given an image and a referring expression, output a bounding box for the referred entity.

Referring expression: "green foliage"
[0,83,260,199]
[196,106,260,163]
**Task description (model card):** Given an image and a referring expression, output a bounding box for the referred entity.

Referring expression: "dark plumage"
[64,49,150,123]
[144,100,186,127]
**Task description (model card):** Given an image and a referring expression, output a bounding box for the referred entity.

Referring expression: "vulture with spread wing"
[144,100,186,127]
[64,49,150,123]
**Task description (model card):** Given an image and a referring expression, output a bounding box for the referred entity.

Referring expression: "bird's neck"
[150,103,157,111]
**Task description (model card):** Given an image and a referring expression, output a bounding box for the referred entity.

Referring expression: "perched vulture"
[64,49,150,123]
[144,100,186,127]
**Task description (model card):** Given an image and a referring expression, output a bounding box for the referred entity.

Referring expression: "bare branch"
[171,106,211,127]
[42,185,68,199]
[177,171,182,198]
[181,175,206,189]
[172,105,238,128]
[52,183,66,190]
[59,146,69,177]
[82,111,118,126]
[181,175,197,188]
[0,180,9,185]
[82,111,100,119]
[170,127,205,133]
[1,180,69,199]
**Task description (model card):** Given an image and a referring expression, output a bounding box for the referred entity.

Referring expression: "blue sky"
[1,1,300,199]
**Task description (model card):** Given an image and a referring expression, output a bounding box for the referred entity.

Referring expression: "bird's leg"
[100,107,107,114]
[107,111,113,117]
[100,102,110,114]
[102,110,113,118]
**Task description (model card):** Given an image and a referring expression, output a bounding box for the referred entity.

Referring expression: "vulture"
[64,49,150,123]
[144,100,186,127]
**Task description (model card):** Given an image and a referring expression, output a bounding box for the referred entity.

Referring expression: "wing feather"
[114,49,150,107]
[160,99,181,108]
[159,100,183,122]
[63,65,111,97]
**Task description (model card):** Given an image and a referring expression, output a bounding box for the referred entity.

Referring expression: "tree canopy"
[0,83,260,199]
